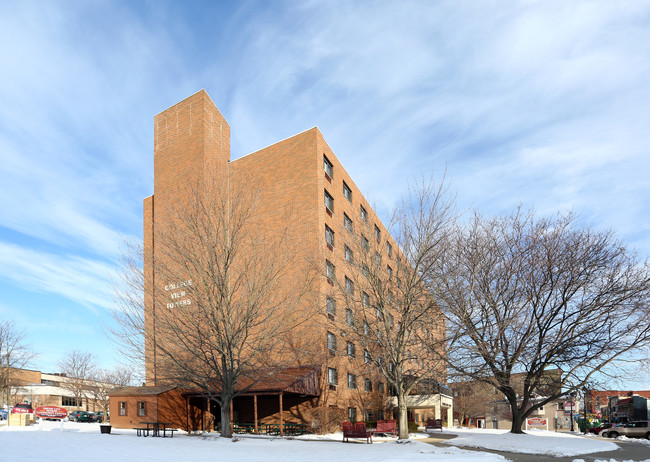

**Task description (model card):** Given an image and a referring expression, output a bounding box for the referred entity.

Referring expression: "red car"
[11,403,34,414]
[588,423,614,435]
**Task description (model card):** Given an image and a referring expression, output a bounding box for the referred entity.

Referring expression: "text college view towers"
[109,90,452,433]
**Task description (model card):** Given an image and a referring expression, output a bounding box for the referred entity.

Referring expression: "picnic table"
[137,421,176,437]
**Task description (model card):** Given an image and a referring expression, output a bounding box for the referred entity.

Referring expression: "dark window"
[386,241,392,257]
[374,225,381,240]
[138,401,146,417]
[387,265,392,279]
[62,397,81,407]
[362,236,369,252]
[343,182,352,202]
[347,341,356,358]
[360,205,368,222]
[327,331,337,353]
[346,309,353,326]
[363,291,370,307]
[119,402,126,416]
[345,277,354,295]
[328,368,338,385]
[326,260,335,280]
[365,379,373,392]
[348,407,357,422]
[325,225,335,247]
[326,297,336,316]
[347,373,357,389]
[375,252,381,265]
[378,382,385,394]
[345,245,353,263]
[364,349,371,364]
[324,155,333,178]
[363,321,370,335]
[324,190,334,212]
[344,213,353,232]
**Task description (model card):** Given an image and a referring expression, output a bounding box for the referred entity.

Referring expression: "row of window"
[327,367,384,393]
[118,401,146,417]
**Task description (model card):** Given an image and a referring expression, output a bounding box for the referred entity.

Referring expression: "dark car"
[68,410,94,422]
[90,412,104,422]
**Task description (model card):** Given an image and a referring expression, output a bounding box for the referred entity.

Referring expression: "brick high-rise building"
[110,90,451,433]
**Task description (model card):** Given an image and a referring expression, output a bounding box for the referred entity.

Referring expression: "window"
[387,265,392,279]
[62,397,81,407]
[376,307,383,319]
[346,309,353,326]
[377,410,385,421]
[328,367,338,385]
[362,264,369,278]
[375,252,381,265]
[388,314,394,327]
[325,225,335,248]
[365,378,373,392]
[364,349,370,364]
[324,190,334,212]
[138,401,146,417]
[386,241,393,257]
[374,225,381,240]
[363,291,370,307]
[345,277,354,295]
[347,341,356,358]
[363,321,370,335]
[378,382,385,394]
[327,331,337,353]
[360,205,368,222]
[345,245,353,263]
[119,402,126,416]
[348,407,357,422]
[347,373,357,389]
[362,235,369,252]
[324,155,333,179]
[343,181,352,202]
[344,213,353,232]
[326,260,335,280]
[326,297,336,316]
[389,361,394,372]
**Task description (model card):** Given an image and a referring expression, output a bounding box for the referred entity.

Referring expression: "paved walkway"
[420,434,650,462]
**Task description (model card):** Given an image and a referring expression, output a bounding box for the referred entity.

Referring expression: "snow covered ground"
[442,427,619,457]
[0,420,504,462]
[2,420,647,462]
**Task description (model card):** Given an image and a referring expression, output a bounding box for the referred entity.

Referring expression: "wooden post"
[254,395,259,435]
[279,393,284,437]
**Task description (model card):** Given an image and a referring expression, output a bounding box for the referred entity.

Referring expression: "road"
[421,434,650,462]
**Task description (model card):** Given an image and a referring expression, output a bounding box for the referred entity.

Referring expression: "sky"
[1,1,649,386]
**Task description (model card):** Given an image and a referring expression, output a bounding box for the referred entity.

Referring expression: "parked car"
[600,421,650,439]
[93,411,105,423]
[588,423,614,435]
[0,409,8,420]
[68,410,94,422]
[11,403,34,414]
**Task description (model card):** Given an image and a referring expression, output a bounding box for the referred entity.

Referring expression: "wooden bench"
[342,421,372,443]
[374,419,397,437]
[134,427,149,437]
[425,418,443,432]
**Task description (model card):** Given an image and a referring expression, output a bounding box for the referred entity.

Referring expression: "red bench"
[342,422,372,443]
[374,419,397,437]
[426,418,443,432]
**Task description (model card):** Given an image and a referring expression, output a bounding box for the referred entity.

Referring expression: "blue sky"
[1,1,649,385]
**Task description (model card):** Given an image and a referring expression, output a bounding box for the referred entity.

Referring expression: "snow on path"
[442,427,619,457]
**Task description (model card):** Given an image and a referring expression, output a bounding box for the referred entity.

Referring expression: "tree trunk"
[510,407,525,434]
[220,398,232,438]
[397,391,409,439]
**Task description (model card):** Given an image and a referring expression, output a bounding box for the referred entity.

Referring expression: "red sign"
[35,406,68,419]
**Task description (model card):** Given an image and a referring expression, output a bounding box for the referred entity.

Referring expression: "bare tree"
[58,351,98,410]
[433,208,650,433]
[88,367,134,422]
[0,320,35,408]
[150,176,317,437]
[107,239,145,379]
[334,177,455,438]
